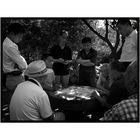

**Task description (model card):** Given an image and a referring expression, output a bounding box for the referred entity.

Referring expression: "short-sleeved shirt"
[107,77,129,106]
[10,78,53,121]
[3,37,27,73]
[119,30,137,62]
[50,45,72,75]
[77,48,97,70]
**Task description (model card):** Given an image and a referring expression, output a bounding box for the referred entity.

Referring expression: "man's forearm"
[77,59,94,65]
[77,60,95,66]
[82,61,95,66]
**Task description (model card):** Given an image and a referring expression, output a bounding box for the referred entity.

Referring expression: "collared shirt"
[120,30,137,62]
[77,48,97,69]
[78,48,97,63]
[50,44,72,75]
[3,37,27,73]
[10,78,53,121]
[100,97,138,121]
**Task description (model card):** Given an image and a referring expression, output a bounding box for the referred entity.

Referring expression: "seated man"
[96,63,110,94]
[42,53,54,68]
[93,60,128,108]
[41,53,56,91]
[100,60,138,121]
[10,60,65,121]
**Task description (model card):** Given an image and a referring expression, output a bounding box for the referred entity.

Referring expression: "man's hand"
[58,58,65,63]
[63,60,72,65]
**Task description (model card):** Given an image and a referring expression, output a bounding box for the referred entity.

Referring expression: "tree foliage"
[1,18,138,64]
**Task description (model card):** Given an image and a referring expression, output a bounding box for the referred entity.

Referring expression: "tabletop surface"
[49,86,101,101]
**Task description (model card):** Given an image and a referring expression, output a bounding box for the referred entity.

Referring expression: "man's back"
[10,80,53,121]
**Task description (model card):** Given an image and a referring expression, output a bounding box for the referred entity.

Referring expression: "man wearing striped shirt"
[117,18,137,68]
[3,23,27,91]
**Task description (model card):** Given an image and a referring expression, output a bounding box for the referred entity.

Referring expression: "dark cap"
[82,37,91,44]
[110,60,126,72]
[117,18,131,26]
[8,23,25,35]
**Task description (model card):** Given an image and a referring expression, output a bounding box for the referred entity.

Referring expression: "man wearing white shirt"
[117,19,137,68]
[2,23,27,90]
[10,60,65,121]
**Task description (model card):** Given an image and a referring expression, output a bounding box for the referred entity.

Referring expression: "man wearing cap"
[117,18,137,68]
[10,60,65,121]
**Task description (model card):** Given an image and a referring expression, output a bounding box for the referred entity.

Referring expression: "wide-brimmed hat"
[24,60,50,78]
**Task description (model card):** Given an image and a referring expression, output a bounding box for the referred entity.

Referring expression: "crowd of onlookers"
[2,18,138,122]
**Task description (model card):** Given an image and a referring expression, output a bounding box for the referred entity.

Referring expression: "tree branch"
[114,30,120,51]
[82,19,114,52]
[115,35,125,59]
[82,19,106,41]
[105,19,108,39]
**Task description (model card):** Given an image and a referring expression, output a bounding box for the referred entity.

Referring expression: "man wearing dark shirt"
[77,37,97,87]
[107,77,128,106]
[100,60,138,121]
[50,30,72,88]
[93,60,129,108]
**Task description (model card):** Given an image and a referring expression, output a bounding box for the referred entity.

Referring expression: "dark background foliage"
[1,18,138,64]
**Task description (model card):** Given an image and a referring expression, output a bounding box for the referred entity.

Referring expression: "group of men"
[2,18,138,121]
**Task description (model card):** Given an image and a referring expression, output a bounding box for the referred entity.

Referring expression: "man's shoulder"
[3,38,18,51]
[113,77,125,87]
[128,30,137,39]
[90,48,97,54]
[19,81,44,92]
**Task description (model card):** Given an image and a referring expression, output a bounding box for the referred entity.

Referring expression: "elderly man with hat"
[10,60,65,121]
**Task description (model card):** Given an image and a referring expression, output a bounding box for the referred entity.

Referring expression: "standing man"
[77,37,97,87]
[117,18,137,67]
[50,30,72,88]
[3,23,28,91]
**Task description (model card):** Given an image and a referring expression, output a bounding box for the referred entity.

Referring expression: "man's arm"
[92,91,111,109]
[7,47,27,71]
[76,58,95,66]
[43,112,65,121]
[39,93,65,121]
[53,58,65,63]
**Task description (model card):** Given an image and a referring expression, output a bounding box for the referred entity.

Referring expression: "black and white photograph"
[0,1,139,140]
[1,17,138,122]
